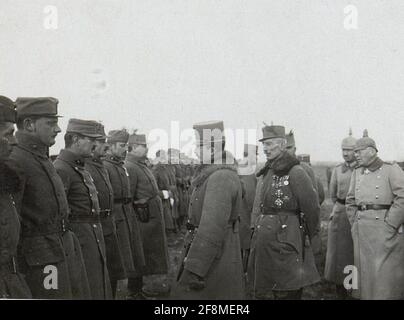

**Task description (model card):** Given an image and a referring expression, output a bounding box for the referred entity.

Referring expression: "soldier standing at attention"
[172,120,244,299]
[125,133,169,297]
[324,129,356,299]
[54,119,112,299]
[85,123,126,298]
[0,96,31,299]
[346,130,404,299]
[11,98,90,299]
[104,130,146,299]
[248,124,320,300]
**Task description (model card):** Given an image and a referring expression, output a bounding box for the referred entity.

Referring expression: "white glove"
[170,198,175,207]
[162,190,169,199]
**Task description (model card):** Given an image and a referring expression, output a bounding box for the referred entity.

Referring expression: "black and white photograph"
[1,0,404,308]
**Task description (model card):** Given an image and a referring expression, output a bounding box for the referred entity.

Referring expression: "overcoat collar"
[256,151,300,177]
[191,151,237,188]
[57,149,86,167]
[15,131,49,159]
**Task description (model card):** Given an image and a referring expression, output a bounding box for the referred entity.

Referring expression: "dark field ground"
[142,164,341,300]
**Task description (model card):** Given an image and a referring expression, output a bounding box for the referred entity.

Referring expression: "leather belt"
[114,198,132,205]
[69,215,101,223]
[356,204,391,211]
[336,198,346,205]
[0,256,18,274]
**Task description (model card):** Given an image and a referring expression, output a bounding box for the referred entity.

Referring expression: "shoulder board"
[384,161,394,165]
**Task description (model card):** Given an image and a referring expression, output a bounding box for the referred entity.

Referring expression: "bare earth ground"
[142,165,340,300]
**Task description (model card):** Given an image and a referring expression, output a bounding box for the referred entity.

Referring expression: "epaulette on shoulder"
[384,161,394,165]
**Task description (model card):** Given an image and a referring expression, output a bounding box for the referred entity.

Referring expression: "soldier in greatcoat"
[11,98,90,299]
[54,119,112,299]
[346,130,404,299]
[172,121,244,300]
[0,96,31,299]
[85,123,126,297]
[324,129,356,299]
[125,133,169,296]
[248,125,320,300]
[103,130,140,294]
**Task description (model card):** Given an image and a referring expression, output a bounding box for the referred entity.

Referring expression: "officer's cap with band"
[15,97,61,119]
[107,130,129,144]
[193,120,225,146]
[66,119,104,138]
[128,133,147,146]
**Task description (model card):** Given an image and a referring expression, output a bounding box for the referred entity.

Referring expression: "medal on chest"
[271,175,290,208]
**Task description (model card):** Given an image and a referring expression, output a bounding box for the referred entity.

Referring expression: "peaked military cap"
[107,130,129,144]
[193,120,225,145]
[15,97,61,119]
[66,118,103,138]
[259,124,286,142]
[0,95,16,123]
[341,128,357,150]
[354,129,378,152]
[128,133,147,145]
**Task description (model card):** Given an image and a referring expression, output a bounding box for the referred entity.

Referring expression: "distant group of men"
[2,95,404,300]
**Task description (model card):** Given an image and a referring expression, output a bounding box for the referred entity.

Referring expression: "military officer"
[172,120,244,299]
[0,96,31,299]
[248,125,320,300]
[237,144,258,272]
[346,130,404,299]
[11,98,90,299]
[125,133,169,296]
[324,129,356,299]
[54,119,112,299]
[103,130,145,300]
[85,123,126,297]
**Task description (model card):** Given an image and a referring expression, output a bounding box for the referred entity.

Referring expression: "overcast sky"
[1,0,403,161]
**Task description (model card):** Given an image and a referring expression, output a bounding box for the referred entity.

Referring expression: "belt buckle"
[360,204,367,211]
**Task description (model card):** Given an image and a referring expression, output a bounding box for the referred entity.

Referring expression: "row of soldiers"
[0,95,190,299]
